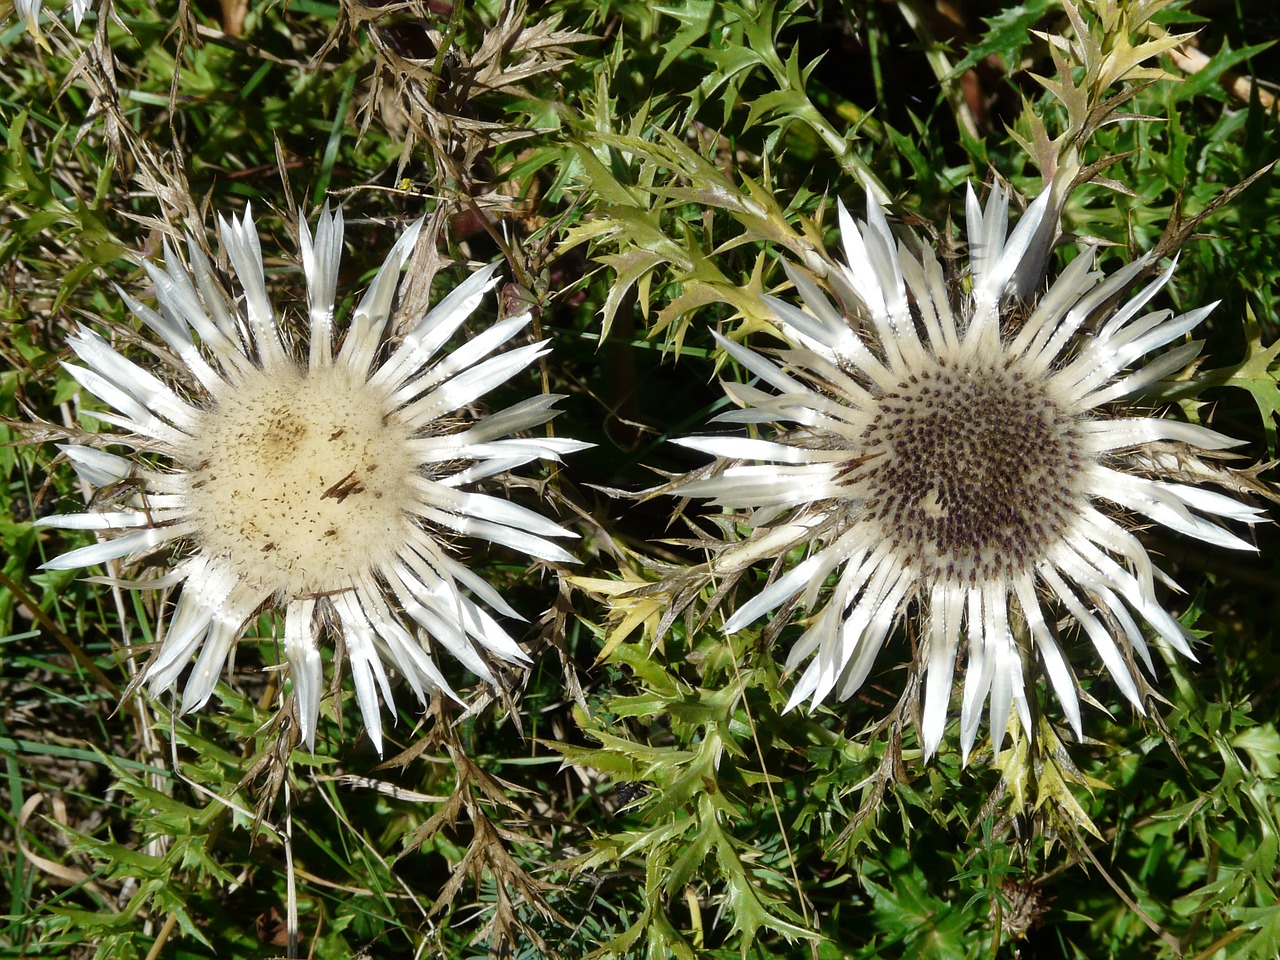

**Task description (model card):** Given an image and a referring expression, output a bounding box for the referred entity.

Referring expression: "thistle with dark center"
[665,185,1264,761]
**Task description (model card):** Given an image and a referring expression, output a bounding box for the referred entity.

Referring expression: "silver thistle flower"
[669,185,1265,761]
[38,206,587,753]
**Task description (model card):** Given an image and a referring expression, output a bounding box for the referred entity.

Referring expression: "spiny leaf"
[949,0,1057,78]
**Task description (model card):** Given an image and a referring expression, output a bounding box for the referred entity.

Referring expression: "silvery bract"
[670,185,1263,760]
[14,0,91,33]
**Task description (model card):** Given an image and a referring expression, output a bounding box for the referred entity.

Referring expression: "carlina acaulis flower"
[37,205,589,753]
[666,184,1266,762]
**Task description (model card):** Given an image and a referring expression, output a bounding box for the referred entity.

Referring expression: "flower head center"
[183,364,418,598]
[853,353,1085,586]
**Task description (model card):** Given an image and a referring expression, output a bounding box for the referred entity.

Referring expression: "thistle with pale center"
[669,185,1264,761]
[38,207,587,753]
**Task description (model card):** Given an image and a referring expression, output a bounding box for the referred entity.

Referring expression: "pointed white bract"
[39,206,587,753]
[14,0,91,32]
[672,185,1264,762]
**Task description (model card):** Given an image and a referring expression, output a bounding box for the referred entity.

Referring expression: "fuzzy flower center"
[853,352,1086,586]
[183,364,419,598]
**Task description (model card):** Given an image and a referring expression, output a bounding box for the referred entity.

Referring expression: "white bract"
[39,206,586,753]
[673,185,1263,761]
[14,0,91,33]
